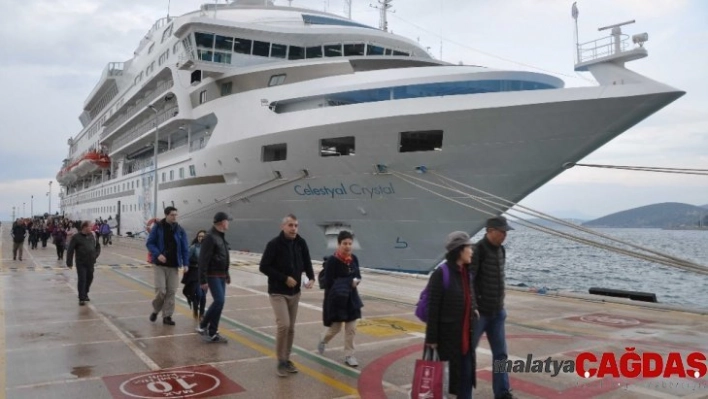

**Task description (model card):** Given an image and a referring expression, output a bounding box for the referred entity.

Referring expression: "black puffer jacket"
[322,254,363,326]
[198,227,230,284]
[470,236,506,315]
[259,232,315,295]
[66,232,101,267]
[425,263,477,391]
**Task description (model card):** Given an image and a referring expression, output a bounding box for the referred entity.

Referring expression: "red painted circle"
[118,371,221,398]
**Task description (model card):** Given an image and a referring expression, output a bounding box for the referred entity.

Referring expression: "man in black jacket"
[66,221,101,306]
[11,219,26,261]
[259,214,315,377]
[471,216,515,399]
[196,212,232,343]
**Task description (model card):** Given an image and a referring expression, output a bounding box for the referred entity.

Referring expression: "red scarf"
[459,264,471,355]
[334,250,352,266]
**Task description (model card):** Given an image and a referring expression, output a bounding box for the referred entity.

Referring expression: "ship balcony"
[109,105,180,155]
[101,78,175,141]
[84,62,124,111]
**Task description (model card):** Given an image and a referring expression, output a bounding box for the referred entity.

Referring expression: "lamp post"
[48,181,53,214]
[31,195,33,217]
[12,206,15,220]
[23,202,25,218]
[148,105,160,220]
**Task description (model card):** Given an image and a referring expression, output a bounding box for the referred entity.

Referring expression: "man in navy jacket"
[146,206,189,325]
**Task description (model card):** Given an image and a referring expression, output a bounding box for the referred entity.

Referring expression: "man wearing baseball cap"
[471,216,515,399]
[196,211,232,343]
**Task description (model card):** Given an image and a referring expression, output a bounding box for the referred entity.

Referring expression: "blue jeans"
[458,349,475,399]
[201,277,226,335]
[473,309,509,398]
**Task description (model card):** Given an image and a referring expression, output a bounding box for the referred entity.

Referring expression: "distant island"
[582,202,708,229]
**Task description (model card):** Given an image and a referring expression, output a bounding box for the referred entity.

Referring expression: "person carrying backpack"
[424,231,478,399]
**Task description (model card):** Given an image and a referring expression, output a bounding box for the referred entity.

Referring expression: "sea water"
[477,228,708,310]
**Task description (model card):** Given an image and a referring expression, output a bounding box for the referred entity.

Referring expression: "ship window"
[268,74,286,87]
[220,82,233,96]
[262,143,287,162]
[179,168,184,179]
[271,43,287,58]
[213,51,231,64]
[148,43,155,54]
[189,165,196,177]
[215,35,233,51]
[190,70,202,84]
[306,46,322,58]
[288,46,304,60]
[367,45,384,56]
[343,44,365,56]
[195,32,215,49]
[161,24,173,43]
[253,41,270,57]
[197,49,213,62]
[399,130,443,153]
[393,50,410,56]
[320,136,355,157]
[199,90,207,104]
[234,38,252,54]
[384,49,392,55]
[173,42,180,54]
[324,44,342,57]
[162,172,166,182]
[136,179,140,188]
[170,170,174,181]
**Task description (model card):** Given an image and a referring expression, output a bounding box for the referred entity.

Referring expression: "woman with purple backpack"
[424,231,479,399]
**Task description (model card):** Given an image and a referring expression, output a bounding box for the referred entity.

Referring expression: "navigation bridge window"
[320,137,355,157]
[399,130,443,153]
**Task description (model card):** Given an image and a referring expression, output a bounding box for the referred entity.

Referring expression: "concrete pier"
[1,226,707,398]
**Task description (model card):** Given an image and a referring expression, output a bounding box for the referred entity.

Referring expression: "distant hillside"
[583,202,708,228]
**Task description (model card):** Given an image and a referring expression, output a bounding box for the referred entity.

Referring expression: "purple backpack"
[415,263,450,323]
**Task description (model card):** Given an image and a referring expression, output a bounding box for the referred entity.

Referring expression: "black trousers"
[76,264,95,301]
[55,243,65,260]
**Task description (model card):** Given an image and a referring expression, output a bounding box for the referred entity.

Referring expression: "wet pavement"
[1,225,707,398]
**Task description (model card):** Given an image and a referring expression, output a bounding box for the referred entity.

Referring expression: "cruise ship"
[58,0,684,272]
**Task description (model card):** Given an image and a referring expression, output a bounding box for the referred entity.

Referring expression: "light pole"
[148,105,160,220]
[12,206,15,220]
[31,195,33,217]
[23,202,25,218]
[49,180,53,214]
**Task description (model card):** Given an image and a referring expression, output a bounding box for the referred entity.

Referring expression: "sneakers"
[195,325,207,335]
[202,332,228,344]
[344,356,359,367]
[276,362,288,377]
[317,339,326,355]
[79,301,86,306]
[149,313,157,322]
[285,360,298,374]
[163,317,175,326]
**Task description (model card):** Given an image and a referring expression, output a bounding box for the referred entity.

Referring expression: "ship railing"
[102,80,174,140]
[84,62,125,109]
[112,105,180,151]
[577,34,631,63]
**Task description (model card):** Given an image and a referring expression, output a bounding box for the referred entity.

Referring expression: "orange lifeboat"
[56,151,111,183]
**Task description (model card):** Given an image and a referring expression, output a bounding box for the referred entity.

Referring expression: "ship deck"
[1,228,707,399]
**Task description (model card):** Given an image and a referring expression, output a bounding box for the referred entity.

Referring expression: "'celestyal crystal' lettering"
[293,182,395,198]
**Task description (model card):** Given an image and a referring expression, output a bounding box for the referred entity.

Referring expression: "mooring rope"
[563,163,708,176]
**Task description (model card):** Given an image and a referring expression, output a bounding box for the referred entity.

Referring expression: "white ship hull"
[64,82,682,271]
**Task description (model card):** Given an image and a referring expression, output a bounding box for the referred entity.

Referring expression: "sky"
[0,0,706,221]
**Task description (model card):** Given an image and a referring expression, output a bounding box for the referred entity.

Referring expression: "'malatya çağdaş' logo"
[494,348,707,379]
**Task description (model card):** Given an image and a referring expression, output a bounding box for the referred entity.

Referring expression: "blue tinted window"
[302,14,374,29]
[367,45,384,56]
[234,38,252,54]
[195,32,214,48]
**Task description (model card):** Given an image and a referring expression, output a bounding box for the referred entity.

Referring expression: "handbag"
[410,346,444,399]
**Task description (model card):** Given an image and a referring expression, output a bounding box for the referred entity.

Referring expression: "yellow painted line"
[358,317,425,337]
[103,271,358,396]
[0,232,7,399]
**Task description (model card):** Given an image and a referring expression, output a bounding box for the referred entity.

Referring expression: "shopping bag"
[410,346,444,399]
